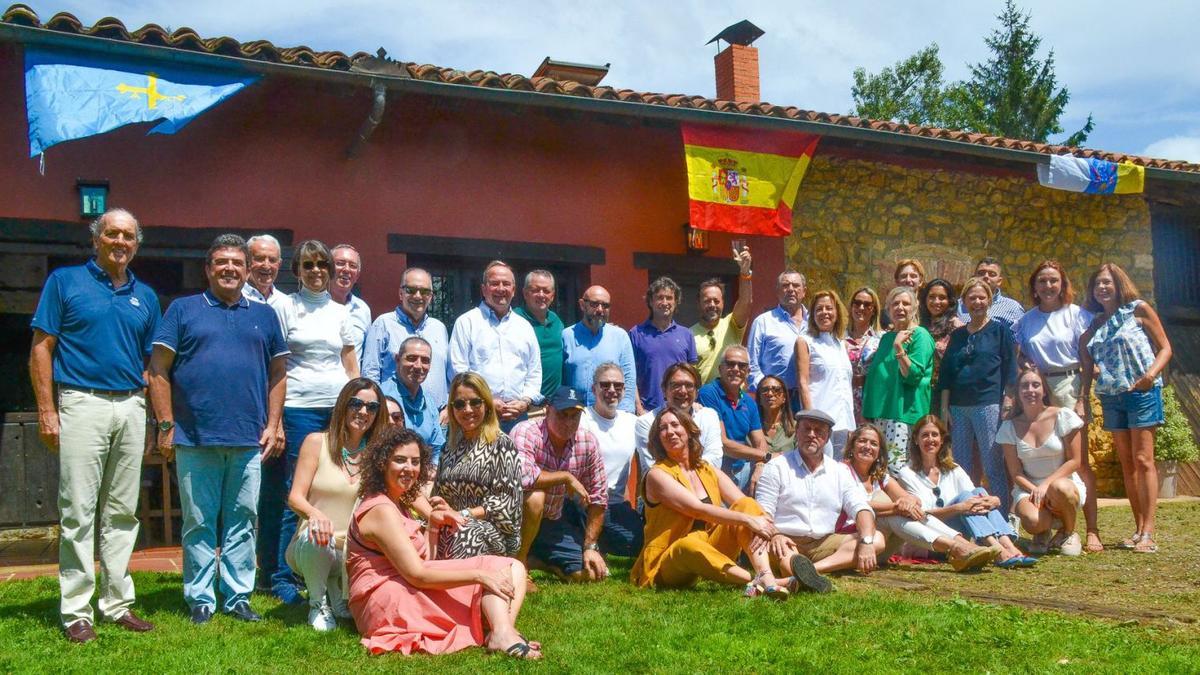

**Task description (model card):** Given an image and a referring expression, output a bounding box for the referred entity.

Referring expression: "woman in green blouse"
[862,285,935,472]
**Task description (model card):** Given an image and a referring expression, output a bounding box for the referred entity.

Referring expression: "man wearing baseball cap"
[511,386,609,583]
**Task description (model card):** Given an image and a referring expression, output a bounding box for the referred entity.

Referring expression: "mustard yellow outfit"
[630,459,764,588]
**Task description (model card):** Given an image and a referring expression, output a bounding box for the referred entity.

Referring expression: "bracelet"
[740,272,753,280]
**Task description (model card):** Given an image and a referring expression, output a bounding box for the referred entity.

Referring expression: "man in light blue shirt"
[380,336,446,463]
[562,285,638,413]
[748,270,809,394]
[449,261,542,428]
[362,267,450,410]
[955,257,1025,328]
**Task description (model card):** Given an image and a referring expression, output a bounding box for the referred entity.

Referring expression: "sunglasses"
[596,381,625,391]
[706,331,716,351]
[851,300,874,309]
[932,486,943,508]
[722,360,749,370]
[452,397,485,411]
[302,259,331,271]
[389,411,405,424]
[404,285,433,298]
[347,397,381,413]
[758,386,785,395]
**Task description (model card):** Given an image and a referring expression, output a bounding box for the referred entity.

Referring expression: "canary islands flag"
[1036,154,1145,195]
[25,47,259,157]
[682,123,819,237]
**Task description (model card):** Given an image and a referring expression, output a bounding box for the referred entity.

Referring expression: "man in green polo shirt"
[515,269,564,401]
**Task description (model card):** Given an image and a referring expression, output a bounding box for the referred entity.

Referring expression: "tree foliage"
[850,0,1093,145]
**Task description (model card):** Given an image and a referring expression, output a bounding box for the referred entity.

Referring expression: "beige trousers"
[57,388,146,626]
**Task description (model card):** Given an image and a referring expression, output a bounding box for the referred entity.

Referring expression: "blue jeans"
[949,404,1008,513]
[600,500,644,557]
[177,446,261,611]
[944,487,1017,542]
[721,458,754,493]
[271,406,332,594]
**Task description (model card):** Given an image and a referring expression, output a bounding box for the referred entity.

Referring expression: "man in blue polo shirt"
[697,345,770,492]
[30,209,161,644]
[380,336,446,463]
[148,234,289,625]
[629,276,697,411]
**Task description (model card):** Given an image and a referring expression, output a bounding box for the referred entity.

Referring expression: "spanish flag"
[682,123,820,237]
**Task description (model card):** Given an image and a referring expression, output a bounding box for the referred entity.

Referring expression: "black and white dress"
[432,432,523,558]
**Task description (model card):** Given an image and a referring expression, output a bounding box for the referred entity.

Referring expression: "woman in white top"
[841,424,996,572]
[1013,260,1101,552]
[896,416,1033,568]
[795,290,855,459]
[999,367,1086,557]
[268,240,360,603]
[287,378,390,630]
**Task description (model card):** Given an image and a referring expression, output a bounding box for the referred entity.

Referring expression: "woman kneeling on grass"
[998,366,1087,556]
[347,427,541,659]
[895,416,1035,569]
[841,424,996,572]
[630,408,788,598]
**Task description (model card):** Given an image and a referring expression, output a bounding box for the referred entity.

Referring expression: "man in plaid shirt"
[512,386,609,582]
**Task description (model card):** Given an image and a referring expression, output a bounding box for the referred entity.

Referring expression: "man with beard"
[562,285,638,413]
[691,246,754,384]
[329,244,372,363]
[634,363,723,473]
[242,234,287,308]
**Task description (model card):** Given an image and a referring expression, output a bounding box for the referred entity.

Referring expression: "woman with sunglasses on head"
[287,378,390,631]
[896,416,1033,568]
[918,278,962,386]
[1080,263,1172,554]
[431,372,524,559]
[1013,260,1102,552]
[794,290,855,459]
[840,424,996,572]
[845,287,882,426]
[268,239,360,604]
[756,375,795,458]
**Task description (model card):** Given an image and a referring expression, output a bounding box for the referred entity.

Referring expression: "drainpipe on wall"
[346,82,387,159]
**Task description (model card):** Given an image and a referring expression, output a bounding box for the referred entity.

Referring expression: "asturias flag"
[1036,154,1145,195]
[682,123,819,237]
[25,47,260,157]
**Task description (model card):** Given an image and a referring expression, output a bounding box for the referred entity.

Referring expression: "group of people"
[31,208,1173,659]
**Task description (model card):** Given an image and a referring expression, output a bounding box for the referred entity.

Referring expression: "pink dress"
[346,494,512,655]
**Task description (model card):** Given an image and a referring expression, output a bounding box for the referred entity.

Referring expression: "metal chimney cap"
[706,20,764,47]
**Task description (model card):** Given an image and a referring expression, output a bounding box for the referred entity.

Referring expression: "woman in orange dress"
[346,427,541,659]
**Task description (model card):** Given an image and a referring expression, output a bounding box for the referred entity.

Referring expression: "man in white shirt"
[242,234,287,308]
[448,260,542,430]
[581,363,642,557]
[330,244,372,363]
[634,363,723,473]
[757,410,884,590]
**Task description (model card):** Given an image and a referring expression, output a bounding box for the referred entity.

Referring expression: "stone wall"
[787,154,1155,495]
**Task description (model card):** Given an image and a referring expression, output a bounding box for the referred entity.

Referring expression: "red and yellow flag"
[682,123,819,237]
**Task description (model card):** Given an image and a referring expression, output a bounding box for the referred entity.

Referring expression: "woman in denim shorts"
[1080,263,1173,553]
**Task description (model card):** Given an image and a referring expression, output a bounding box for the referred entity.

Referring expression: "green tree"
[850,44,948,127]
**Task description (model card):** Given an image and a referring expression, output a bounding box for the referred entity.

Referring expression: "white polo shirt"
[755,452,871,538]
[634,404,724,473]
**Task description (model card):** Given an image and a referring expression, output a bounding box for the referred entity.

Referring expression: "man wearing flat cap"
[754,410,885,591]
[511,386,609,582]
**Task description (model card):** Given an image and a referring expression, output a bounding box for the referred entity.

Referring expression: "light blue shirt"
[747,304,808,390]
[380,377,446,463]
[362,308,449,410]
[562,322,638,413]
[449,302,543,403]
[344,295,372,365]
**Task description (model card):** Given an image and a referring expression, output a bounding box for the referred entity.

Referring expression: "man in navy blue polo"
[148,234,288,625]
[30,208,161,644]
[697,345,770,492]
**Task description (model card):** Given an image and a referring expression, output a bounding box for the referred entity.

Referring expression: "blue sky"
[20,0,1200,163]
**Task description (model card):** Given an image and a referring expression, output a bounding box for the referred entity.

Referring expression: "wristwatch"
[584,543,600,552]
[860,534,875,546]
[762,452,774,464]
[157,420,175,433]
[459,508,473,520]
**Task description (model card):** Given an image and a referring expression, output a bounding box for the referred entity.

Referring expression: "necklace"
[342,444,365,477]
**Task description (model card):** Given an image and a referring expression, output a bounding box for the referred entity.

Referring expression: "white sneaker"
[308,602,336,632]
[1059,533,1083,557]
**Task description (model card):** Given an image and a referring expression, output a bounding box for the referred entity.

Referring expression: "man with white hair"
[330,244,372,363]
[243,234,287,308]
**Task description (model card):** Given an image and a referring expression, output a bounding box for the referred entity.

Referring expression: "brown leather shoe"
[64,620,97,644]
[112,610,155,632]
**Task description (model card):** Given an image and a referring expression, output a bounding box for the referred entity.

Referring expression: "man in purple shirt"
[629,276,698,411]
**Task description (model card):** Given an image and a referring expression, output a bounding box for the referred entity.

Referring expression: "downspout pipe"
[346,82,386,159]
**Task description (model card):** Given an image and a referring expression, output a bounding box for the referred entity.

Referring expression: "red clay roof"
[4,3,1198,175]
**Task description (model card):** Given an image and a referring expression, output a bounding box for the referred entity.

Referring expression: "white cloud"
[1143,135,1200,164]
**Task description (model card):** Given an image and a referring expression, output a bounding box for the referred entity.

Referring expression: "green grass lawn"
[2,502,1198,673]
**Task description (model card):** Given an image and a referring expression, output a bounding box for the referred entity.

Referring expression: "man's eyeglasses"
[667,381,696,391]
[596,381,625,391]
[932,486,943,508]
[452,398,485,411]
[583,299,611,310]
[389,412,405,424]
[404,286,433,298]
[347,397,381,413]
[301,259,331,271]
[722,360,750,370]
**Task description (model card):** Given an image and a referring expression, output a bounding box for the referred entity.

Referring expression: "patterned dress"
[432,432,523,558]
[845,328,880,426]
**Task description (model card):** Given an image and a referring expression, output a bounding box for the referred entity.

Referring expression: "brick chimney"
[714,43,759,102]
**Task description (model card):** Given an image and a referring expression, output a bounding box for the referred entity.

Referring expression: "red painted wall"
[0,44,784,327]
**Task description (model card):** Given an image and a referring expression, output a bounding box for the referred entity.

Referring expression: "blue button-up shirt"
[380,377,446,463]
[562,322,638,413]
[31,258,160,391]
[448,302,543,403]
[747,304,808,390]
[362,308,450,410]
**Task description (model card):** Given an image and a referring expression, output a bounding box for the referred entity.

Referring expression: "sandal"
[1085,531,1104,553]
[1133,536,1158,554]
[1118,532,1142,550]
[744,572,790,600]
[491,641,541,660]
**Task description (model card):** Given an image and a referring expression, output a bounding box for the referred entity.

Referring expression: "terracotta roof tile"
[4,3,1198,174]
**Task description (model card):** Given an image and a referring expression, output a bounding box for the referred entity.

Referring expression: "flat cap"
[794,409,835,427]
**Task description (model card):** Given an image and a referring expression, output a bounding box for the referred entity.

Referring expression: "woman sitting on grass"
[630,408,787,598]
[841,424,996,572]
[999,366,1087,556]
[895,416,1035,569]
[346,427,541,659]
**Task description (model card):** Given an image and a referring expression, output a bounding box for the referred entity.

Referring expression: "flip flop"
[491,641,541,660]
[1084,532,1104,553]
